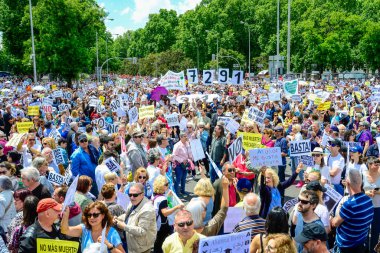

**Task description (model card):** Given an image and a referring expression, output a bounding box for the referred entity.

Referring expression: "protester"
[295,223,329,253]
[0,176,16,233]
[53,186,82,226]
[74,175,94,211]
[127,130,148,177]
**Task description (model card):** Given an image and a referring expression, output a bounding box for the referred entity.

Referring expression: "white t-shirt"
[345,162,368,178]
[314,164,331,184]
[324,153,345,184]
[147,165,161,187]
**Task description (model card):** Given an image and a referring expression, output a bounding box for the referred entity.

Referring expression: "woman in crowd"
[125,167,153,199]
[74,175,94,211]
[61,201,125,253]
[346,146,368,176]
[0,176,16,233]
[250,207,290,253]
[32,157,54,194]
[41,137,57,150]
[261,129,275,147]
[310,147,330,185]
[0,162,19,191]
[265,233,297,253]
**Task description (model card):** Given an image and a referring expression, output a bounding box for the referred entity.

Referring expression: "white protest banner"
[298,155,314,167]
[42,97,54,105]
[52,90,63,98]
[179,116,188,132]
[268,92,281,101]
[205,152,222,179]
[47,172,66,186]
[116,107,126,117]
[218,116,231,125]
[289,140,312,157]
[248,107,265,125]
[259,96,269,103]
[49,128,60,142]
[249,147,282,167]
[228,137,243,163]
[283,79,299,97]
[218,68,229,84]
[323,184,343,213]
[342,141,361,149]
[93,117,106,129]
[283,198,299,213]
[110,99,122,112]
[58,103,70,111]
[63,92,72,100]
[225,118,240,134]
[108,123,119,134]
[187,68,198,84]
[52,149,64,165]
[202,70,214,85]
[104,157,121,172]
[199,231,251,253]
[231,70,244,85]
[224,207,245,233]
[190,139,205,162]
[6,133,27,148]
[128,107,138,124]
[89,98,101,107]
[165,113,180,127]
[64,164,72,185]
[321,132,329,147]
[159,70,186,90]
[61,175,79,213]
[291,94,302,102]
[116,191,130,211]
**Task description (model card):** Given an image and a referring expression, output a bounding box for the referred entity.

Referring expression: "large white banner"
[159,70,186,90]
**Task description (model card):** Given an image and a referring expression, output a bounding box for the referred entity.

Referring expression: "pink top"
[172,141,193,164]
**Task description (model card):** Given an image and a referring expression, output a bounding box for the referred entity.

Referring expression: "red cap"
[37,198,62,213]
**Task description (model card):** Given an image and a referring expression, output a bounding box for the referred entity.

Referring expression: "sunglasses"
[176,220,193,227]
[134,136,143,139]
[80,139,88,143]
[298,198,310,205]
[164,183,169,186]
[28,139,35,141]
[228,168,236,173]
[138,176,147,180]
[329,143,338,147]
[86,212,102,218]
[312,154,321,157]
[0,171,7,175]
[129,192,143,198]
[42,143,49,145]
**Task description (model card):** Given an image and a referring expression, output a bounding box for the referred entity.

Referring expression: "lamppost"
[287,0,291,75]
[240,21,251,80]
[206,30,218,72]
[276,0,280,79]
[96,18,113,84]
[28,0,37,83]
[189,38,199,70]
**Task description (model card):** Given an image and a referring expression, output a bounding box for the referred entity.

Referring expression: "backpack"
[152,195,168,231]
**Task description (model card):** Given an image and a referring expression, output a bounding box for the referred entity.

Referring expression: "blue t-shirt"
[274,137,288,165]
[81,224,122,252]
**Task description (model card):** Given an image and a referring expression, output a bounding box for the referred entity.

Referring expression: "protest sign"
[49,128,60,142]
[139,105,155,119]
[52,90,63,98]
[36,238,79,253]
[28,106,40,116]
[237,132,265,150]
[313,97,322,105]
[62,175,79,213]
[116,192,130,211]
[42,97,54,105]
[52,149,64,165]
[377,137,380,152]
[249,147,282,167]
[218,116,231,125]
[64,165,72,185]
[218,68,229,84]
[92,117,106,129]
[259,96,269,103]
[231,70,244,85]
[42,105,52,113]
[187,68,198,84]
[283,198,299,213]
[291,94,302,102]
[199,231,251,253]
[224,207,245,233]
[283,79,299,97]
[176,94,220,104]
[108,124,119,134]
[190,139,205,162]
[342,141,361,149]
[228,137,243,163]
[116,107,126,117]
[159,70,186,90]
[323,184,343,213]
[298,155,314,167]
[165,113,180,127]
[289,140,312,157]
[241,109,254,125]
[179,116,188,132]
[317,101,332,111]
[51,84,57,90]
[202,70,214,85]
[63,92,72,100]
[321,132,330,147]
[104,157,121,172]
[16,122,34,133]
[268,92,281,101]
[47,172,66,186]
[225,118,240,134]
[205,152,222,179]
[58,103,70,111]
[247,107,265,125]
[128,107,138,124]
[110,99,122,112]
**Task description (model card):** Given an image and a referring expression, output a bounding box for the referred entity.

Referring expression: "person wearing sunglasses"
[310,147,330,185]
[16,133,40,168]
[126,130,148,178]
[71,134,101,197]
[162,209,206,253]
[114,183,157,253]
[123,167,153,199]
[61,201,125,253]
[295,223,329,253]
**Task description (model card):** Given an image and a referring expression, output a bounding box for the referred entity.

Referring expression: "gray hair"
[243,193,261,215]
[179,132,187,138]
[20,167,40,182]
[222,162,232,172]
[185,199,206,229]
[347,169,362,188]
[32,157,47,169]
[0,175,13,191]
[129,182,145,194]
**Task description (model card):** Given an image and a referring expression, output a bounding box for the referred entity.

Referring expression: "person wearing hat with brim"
[357,120,373,156]
[295,223,329,253]
[310,147,330,185]
[127,130,148,178]
[210,105,224,137]
[19,198,66,253]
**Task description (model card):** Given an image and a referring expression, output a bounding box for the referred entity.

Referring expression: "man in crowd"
[52,186,82,226]
[325,139,345,195]
[295,223,329,253]
[274,126,288,182]
[20,167,51,200]
[127,130,148,177]
[210,124,227,183]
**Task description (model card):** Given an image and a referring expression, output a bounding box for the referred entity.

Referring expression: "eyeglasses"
[228,168,236,173]
[0,171,7,175]
[312,154,321,157]
[79,139,88,143]
[138,176,147,180]
[298,198,310,205]
[86,212,102,218]
[176,220,193,227]
[164,183,169,186]
[128,192,143,198]
[28,139,35,141]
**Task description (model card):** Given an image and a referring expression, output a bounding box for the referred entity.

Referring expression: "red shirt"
[233,154,255,180]
[228,183,237,206]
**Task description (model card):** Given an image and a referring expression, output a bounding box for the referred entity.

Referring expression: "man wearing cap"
[232,193,265,239]
[71,133,100,196]
[325,139,345,195]
[295,223,329,253]
[274,125,288,183]
[19,198,66,253]
[127,130,148,177]
[357,121,373,156]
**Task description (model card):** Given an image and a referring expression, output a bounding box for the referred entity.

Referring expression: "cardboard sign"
[165,113,180,127]
[249,147,282,167]
[36,238,79,253]
[52,149,65,165]
[6,133,27,148]
[205,152,222,178]
[268,92,281,101]
[323,184,343,213]
[47,172,66,186]
[139,105,155,119]
[237,132,265,150]
[110,99,122,112]
[289,140,312,157]
[283,79,299,97]
[291,94,302,102]
[63,92,72,100]
[190,139,205,162]
[187,68,198,84]
[342,141,361,149]
[16,122,34,133]
[58,103,70,111]
[228,137,243,163]
[247,107,265,125]
[298,155,314,167]
[28,106,40,116]
[52,90,63,98]
[199,231,251,253]
[225,118,240,134]
[42,97,54,105]
[128,107,138,124]
[104,157,121,172]
[317,101,332,111]
[224,207,245,233]
[92,117,106,129]
[326,85,334,92]
[108,123,119,134]
[64,165,73,185]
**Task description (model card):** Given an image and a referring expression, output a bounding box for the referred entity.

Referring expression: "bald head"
[243,193,261,215]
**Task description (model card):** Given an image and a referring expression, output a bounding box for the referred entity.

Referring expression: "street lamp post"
[28,0,37,83]
[241,21,251,80]
[206,30,219,71]
[276,0,280,79]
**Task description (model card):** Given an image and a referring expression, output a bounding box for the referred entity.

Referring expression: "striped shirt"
[336,192,374,248]
[232,215,266,239]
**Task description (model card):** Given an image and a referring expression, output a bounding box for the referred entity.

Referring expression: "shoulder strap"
[260,234,264,253]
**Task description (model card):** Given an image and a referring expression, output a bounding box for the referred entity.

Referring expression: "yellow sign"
[51,84,57,91]
[237,132,265,150]
[326,85,334,92]
[317,101,332,111]
[16,122,34,133]
[139,105,155,119]
[98,86,104,91]
[28,106,40,116]
[99,96,105,104]
[37,238,79,253]
[314,97,322,106]
[365,81,370,86]
[264,84,270,90]
[354,91,361,100]
[241,90,249,96]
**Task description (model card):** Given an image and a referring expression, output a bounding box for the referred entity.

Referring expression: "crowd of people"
[0,76,379,253]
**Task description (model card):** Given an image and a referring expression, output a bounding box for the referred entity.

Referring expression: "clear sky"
[97,0,202,37]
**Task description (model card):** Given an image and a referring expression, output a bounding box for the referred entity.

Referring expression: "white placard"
[224,207,245,233]
[199,231,251,252]
[231,70,244,85]
[110,99,122,112]
[218,116,231,125]
[187,68,198,84]
[218,68,229,84]
[61,175,79,213]
[283,198,298,213]
[298,155,314,167]
[203,70,214,85]
[190,139,206,162]
[58,103,70,111]
[228,137,243,163]
[47,171,66,186]
[53,90,63,98]
[249,147,282,167]
[323,184,343,213]
[116,191,130,211]
[104,157,121,172]
[248,107,265,125]
[108,123,119,134]
[116,108,126,117]
[42,105,52,113]
[42,97,54,105]
[92,117,106,129]
[52,149,64,165]
[165,113,180,127]
[259,96,269,103]
[64,164,72,185]
[292,94,302,102]
[268,93,281,101]
[225,118,240,134]
[128,107,138,124]
[321,132,329,147]
[179,117,188,132]
[289,140,312,157]
[205,152,222,179]
[63,92,72,100]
